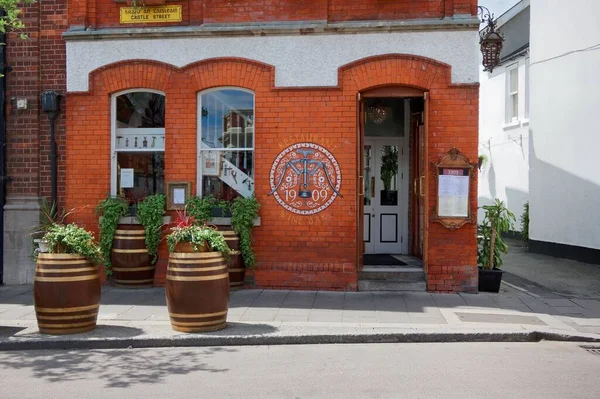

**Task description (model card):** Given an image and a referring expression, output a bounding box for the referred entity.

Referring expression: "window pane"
[117,152,165,202]
[510,68,518,93]
[512,94,518,120]
[200,90,254,149]
[380,145,398,206]
[202,150,254,201]
[116,92,165,128]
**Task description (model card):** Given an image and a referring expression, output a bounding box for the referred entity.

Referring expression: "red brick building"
[3,1,480,293]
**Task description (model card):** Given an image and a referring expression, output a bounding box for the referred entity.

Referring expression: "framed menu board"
[430,148,476,230]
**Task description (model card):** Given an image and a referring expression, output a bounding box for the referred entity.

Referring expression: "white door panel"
[363,138,408,254]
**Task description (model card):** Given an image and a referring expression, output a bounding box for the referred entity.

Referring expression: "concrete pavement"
[1,282,599,350]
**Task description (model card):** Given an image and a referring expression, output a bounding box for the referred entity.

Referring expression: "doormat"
[364,254,407,266]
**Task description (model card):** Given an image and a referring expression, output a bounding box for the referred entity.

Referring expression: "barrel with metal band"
[217,226,245,289]
[166,249,230,333]
[111,224,154,287]
[34,253,101,335]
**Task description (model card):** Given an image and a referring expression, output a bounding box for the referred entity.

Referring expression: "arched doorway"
[357,86,427,290]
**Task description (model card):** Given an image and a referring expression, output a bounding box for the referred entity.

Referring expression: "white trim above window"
[505,63,519,124]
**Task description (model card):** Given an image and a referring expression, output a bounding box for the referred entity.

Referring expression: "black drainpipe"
[0,9,8,285]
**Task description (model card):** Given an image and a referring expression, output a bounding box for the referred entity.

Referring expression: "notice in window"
[437,168,469,217]
[120,168,134,188]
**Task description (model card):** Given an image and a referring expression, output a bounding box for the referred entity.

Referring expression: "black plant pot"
[478,267,504,293]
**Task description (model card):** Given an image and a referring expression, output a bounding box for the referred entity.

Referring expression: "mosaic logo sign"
[269,142,342,215]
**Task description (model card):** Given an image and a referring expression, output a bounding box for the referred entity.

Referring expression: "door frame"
[356,86,428,270]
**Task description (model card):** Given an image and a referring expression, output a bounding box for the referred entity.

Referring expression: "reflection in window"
[114,91,166,201]
[380,145,398,206]
[199,89,254,200]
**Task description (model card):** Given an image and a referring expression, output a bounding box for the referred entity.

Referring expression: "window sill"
[210,217,262,227]
[521,119,530,126]
[502,120,521,130]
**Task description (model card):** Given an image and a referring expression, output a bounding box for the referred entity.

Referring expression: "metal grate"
[581,346,600,355]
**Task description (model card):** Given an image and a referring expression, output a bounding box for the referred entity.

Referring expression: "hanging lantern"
[366,99,389,124]
[478,6,504,73]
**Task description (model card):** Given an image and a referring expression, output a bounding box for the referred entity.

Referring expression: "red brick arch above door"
[339,54,452,93]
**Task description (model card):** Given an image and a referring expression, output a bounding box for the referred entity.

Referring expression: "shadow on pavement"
[0,346,234,388]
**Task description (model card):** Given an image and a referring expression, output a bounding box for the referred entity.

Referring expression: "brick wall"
[6,1,67,205]
[65,54,478,292]
[68,0,478,28]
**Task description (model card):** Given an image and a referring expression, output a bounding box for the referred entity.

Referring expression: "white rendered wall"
[529,0,600,249]
[478,56,529,229]
[66,30,479,92]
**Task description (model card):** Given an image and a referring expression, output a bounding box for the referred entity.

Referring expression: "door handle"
[371,214,375,218]
[419,176,425,197]
[370,176,375,198]
[359,175,364,196]
[413,178,417,195]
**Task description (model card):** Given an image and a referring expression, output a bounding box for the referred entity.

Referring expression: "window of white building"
[111,90,166,202]
[197,88,254,200]
[505,63,519,123]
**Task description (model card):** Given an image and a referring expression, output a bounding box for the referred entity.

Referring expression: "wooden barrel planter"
[111,225,154,287]
[34,253,101,335]
[217,226,245,289]
[166,249,230,333]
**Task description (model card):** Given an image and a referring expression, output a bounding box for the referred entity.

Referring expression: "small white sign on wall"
[120,168,134,188]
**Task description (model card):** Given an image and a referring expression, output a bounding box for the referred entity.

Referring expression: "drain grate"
[581,346,600,355]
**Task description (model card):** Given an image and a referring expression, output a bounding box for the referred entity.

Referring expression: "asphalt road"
[0,342,599,398]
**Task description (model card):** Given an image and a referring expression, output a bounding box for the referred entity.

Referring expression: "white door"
[363,138,408,254]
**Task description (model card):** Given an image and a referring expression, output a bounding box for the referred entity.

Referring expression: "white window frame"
[505,63,519,124]
[196,87,255,197]
[110,88,166,196]
[524,57,530,120]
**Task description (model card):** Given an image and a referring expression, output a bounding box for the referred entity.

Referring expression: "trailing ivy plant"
[43,223,103,265]
[477,199,516,270]
[96,196,128,275]
[520,201,529,244]
[136,194,166,264]
[230,195,260,268]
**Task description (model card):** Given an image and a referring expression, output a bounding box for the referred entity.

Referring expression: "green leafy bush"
[477,199,515,270]
[520,202,529,244]
[136,194,166,264]
[43,223,103,265]
[230,196,260,268]
[166,211,231,256]
[96,196,129,275]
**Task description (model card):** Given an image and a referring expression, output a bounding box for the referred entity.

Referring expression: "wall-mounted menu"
[437,168,469,217]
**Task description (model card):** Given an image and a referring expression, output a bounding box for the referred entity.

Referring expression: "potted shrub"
[30,199,76,260]
[478,154,488,171]
[520,201,529,245]
[97,194,166,287]
[186,195,260,289]
[477,199,516,293]
[165,210,231,333]
[34,222,103,335]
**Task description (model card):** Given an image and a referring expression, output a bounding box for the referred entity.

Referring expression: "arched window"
[197,88,254,200]
[111,90,166,202]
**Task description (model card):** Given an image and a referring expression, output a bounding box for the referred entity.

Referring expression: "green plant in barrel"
[477,199,516,270]
[230,195,260,268]
[166,209,231,256]
[136,194,166,264]
[43,223,103,265]
[96,196,129,275]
